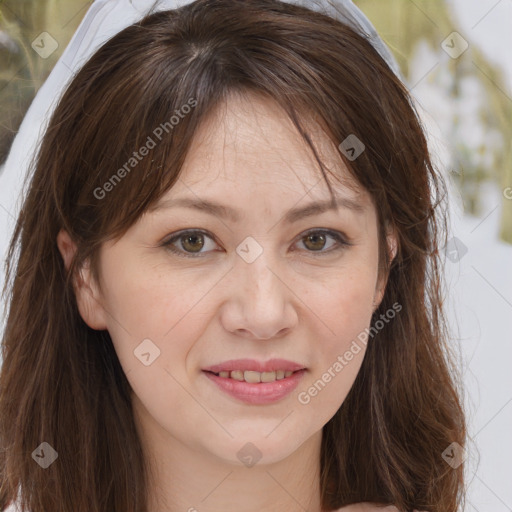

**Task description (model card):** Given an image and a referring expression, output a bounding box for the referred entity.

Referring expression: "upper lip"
[203,359,306,373]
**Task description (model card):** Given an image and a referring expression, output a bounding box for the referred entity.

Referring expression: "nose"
[219,248,298,340]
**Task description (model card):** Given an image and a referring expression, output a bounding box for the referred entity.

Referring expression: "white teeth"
[215,369,298,382]
[245,371,261,383]
[231,370,244,381]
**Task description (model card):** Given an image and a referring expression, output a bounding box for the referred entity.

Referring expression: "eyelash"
[161,229,352,259]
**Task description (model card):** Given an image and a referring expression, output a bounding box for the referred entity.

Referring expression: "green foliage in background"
[0,0,90,162]
[355,0,512,243]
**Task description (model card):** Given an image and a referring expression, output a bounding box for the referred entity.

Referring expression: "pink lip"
[202,358,305,373]
[203,369,306,405]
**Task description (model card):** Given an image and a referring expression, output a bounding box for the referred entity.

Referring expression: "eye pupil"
[304,233,326,251]
[182,234,204,252]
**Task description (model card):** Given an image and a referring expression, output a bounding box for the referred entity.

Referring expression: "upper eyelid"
[164,229,217,245]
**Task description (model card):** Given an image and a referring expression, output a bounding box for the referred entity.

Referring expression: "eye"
[294,229,352,255]
[161,229,352,258]
[162,230,219,258]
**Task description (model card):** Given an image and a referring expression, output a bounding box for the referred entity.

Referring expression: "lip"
[202,358,305,373]
[203,368,306,405]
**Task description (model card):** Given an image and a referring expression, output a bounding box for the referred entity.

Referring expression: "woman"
[0,0,465,511]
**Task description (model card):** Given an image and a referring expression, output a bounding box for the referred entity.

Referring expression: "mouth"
[201,358,306,383]
[203,369,302,383]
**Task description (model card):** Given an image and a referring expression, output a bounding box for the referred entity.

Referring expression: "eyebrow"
[149,195,365,223]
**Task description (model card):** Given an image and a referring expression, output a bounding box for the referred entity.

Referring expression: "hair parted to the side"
[0,0,465,511]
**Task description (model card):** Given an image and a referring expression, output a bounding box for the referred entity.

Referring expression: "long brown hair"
[0,1,465,510]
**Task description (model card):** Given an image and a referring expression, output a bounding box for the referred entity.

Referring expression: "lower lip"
[202,370,306,405]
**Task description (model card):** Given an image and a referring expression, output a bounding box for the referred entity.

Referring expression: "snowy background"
[1,0,511,510]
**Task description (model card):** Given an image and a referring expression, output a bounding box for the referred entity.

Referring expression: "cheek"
[294,269,376,419]
[306,262,378,346]
[295,254,377,396]
[98,253,219,375]
[98,249,194,336]
[336,283,374,345]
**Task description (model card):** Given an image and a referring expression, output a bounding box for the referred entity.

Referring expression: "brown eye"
[295,229,351,255]
[180,233,205,253]
[163,230,218,258]
[303,233,328,251]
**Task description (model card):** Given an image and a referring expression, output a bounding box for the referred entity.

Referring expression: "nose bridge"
[236,237,282,303]
[226,235,295,339]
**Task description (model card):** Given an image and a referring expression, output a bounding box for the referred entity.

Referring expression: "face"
[58,91,394,468]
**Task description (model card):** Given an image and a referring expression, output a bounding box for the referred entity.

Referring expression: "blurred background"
[1,1,511,511]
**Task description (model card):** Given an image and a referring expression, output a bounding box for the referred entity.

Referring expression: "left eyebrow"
[148,196,366,223]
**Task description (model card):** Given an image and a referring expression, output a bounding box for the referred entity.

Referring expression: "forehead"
[177,91,365,200]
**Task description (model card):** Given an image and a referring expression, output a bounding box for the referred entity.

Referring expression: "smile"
[209,369,297,382]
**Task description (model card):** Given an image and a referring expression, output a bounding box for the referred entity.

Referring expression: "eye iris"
[182,234,204,252]
[304,233,326,251]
